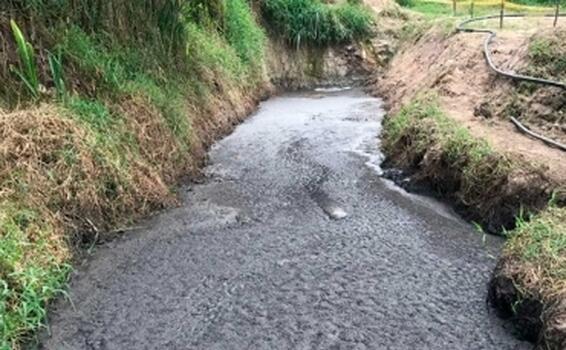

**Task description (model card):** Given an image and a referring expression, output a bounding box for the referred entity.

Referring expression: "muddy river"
[40,89,530,349]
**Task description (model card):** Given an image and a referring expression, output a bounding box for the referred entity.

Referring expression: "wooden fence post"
[554,0,560,27]
[500,0,505,29]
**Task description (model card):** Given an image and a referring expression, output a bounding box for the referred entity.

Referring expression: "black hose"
[510,117,566,150]
[456,14,566,152]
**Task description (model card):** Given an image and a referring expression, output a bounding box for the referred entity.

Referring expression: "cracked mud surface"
[40,90,530,350]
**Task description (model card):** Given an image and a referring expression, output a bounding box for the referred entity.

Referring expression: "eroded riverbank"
[39,90,529,349]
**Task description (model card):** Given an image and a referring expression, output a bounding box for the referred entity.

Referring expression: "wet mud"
[40,90,530,349]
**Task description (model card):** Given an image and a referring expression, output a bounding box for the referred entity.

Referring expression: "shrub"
[260,0,375,47]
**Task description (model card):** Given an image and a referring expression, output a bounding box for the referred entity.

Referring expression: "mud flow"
[40,89,530,349]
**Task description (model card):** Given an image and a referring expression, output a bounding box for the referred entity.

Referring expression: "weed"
[9,20,40,99]
[47,50,66,99]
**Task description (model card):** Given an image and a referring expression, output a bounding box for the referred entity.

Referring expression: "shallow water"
[40,89,530,349]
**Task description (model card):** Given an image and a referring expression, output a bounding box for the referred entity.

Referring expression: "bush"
[260,0,375,47]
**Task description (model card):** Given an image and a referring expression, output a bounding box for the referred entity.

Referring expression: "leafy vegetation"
[260,0,375,47]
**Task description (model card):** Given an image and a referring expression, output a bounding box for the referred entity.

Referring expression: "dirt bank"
[373,16,566,348]
[375,22,566,185]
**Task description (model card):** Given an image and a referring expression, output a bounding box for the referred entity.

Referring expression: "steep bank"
[0,1,378,347]
[374,17,566,348]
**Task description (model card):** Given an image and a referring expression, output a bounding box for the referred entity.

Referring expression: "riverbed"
[40,89,529,349]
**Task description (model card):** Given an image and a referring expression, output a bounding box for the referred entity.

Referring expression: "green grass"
[0,205,70,350]
[384,96,499,166]
[224,0,266,76]
[383,95,516,229]
[394,0,563,17]
[260,0,375,47]
[505,206,566,298]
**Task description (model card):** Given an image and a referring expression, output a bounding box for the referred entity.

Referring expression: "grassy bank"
[0,1,266,347]
[0,0,375,348]
[382,95,552,232]
[382,95,565,346]
[490,206,566,347]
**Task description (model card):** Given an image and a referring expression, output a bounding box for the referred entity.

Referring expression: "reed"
[9,20,39,99]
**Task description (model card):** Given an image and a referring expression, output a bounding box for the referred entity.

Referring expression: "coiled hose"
[456,14,566,152]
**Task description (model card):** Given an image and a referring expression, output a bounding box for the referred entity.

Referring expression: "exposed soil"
[374,19,566,184]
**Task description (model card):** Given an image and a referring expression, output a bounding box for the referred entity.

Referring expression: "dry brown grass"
[0,102,177,234]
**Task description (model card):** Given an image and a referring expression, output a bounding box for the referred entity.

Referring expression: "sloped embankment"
[0,0,378,348]
[375,22,566,348]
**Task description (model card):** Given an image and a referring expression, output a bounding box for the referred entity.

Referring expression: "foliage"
[260,0,375,47]
[224,0,266,75]
[9,20,40,99]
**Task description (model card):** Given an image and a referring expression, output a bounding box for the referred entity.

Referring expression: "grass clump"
[383,95,549,232]
[260,0,375,47]
[526,30,566,81]
[224,0,266,75]
[0,205,70,350]
[491,206,566,348]
[505,207,566,300]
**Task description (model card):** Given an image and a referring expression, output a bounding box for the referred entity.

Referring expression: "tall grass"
[47,50,66,99]
[260,0,375,47]
[224,0,266,76]
[9,20,39,99]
